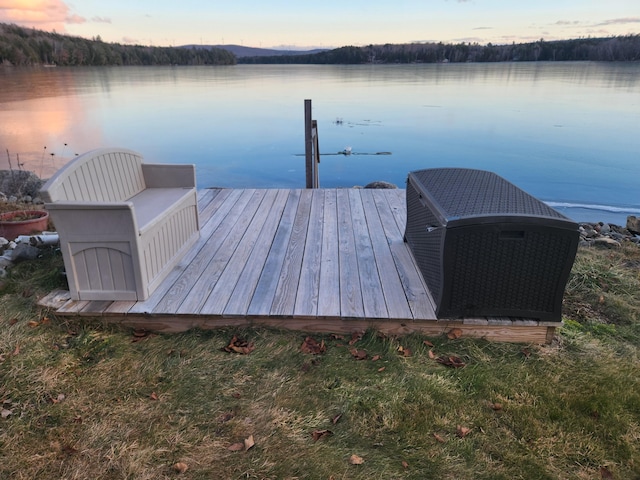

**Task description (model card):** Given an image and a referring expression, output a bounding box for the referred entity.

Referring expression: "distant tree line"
[0,23,236,66]
[240,36,640,64]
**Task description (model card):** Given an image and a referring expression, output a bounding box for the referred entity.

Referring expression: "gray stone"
[21,195,33,203]
[593,237,621,248]
[598,223,611,235]
[8,195,17,203]
[364,181,397,189]
[10,244,40,263]
[0,256,12,268]
[627,216,640,235]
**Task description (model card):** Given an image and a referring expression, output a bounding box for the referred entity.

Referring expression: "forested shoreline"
[0,23,236,66]
[241,35,640,64]
[1,22,638,67]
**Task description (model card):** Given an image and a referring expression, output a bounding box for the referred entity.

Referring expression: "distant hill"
[181,44,329,58]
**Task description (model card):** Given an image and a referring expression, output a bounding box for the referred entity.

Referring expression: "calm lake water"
[1,62,639,225]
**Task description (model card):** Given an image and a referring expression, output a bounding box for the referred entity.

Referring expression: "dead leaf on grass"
[228,442,244,452]
[244,435,255,451]
[456,425,472,438]
[600,466,614,479]
[49,393,66,404]
[348,331,364,345]
[218,412,234,423]
[132,329,154,342]
[350,348,367,360]
[330,334,345,341]
[312,429,333,442]
[1,409,12,419]
[349,454,365,465]
[9,318,18,326]
[11,344,20,356]
[173,462,189,474]
[377,367,386,372]
[436,355,466,368]
[447,328,463,340]
[402,460,409,469]
[300,336,326,355]
[397,346,412,357]
[149,392,159,401]
[423,340,434,347]
[222,335,255,355]
[371,354,381,361]
[428,349,437,359]
[27,320,40,328]
[491,402,503,411]
[433,433,446,443]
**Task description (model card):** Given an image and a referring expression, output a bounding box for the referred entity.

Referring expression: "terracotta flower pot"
[0,210,49,240]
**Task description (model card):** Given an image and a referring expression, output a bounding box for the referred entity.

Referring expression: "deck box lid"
[407,168,577,229]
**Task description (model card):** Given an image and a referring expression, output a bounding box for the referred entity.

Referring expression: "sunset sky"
[0,0,639,49]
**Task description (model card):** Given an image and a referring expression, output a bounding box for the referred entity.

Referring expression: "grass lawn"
[1,243,639,479]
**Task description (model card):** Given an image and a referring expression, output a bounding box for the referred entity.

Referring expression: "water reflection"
[0,63,638,224]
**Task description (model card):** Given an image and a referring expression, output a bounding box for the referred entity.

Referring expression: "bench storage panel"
[40,148,200,301]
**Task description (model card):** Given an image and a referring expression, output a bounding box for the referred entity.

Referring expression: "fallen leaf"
[218,412,234,423]
[300,336,326,355]
[447,328,463,340]
[9,318,18,325]
[436,355,466,368]
[312,429,333,442]
[350,348,367,360]
[331,413,342,424]
[50,393,66,404]
[371,354,381,361]
[1,409,12,419]
[150,392,159,401]
[61,445,78,455]
[349,454,365,465]
[402,460,409,469]
[600,466,614,479]
[227,442,244,452]
[428,349,436,359]
[222,335,255,355]
[521,348,531,358]
[244,435,255,451]
[41,316,51,325]
[491,402,503,411]
[401,347,412,357]
[423,340,434,347]
[456,425,472,438]
[433,433,446,443]
[11,344,20,356]
[27,320,40,328]
[173,462,189,474]
[73,415,83,424]
[330,334,344,341]
[598,295,605,304]
[377,367,386,372]
[348,331,363,345]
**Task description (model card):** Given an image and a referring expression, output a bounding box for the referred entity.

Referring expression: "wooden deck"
[39,188,558,343]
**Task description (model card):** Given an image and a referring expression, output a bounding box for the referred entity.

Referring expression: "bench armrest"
[45,202,138,237]
[142,164,196,188]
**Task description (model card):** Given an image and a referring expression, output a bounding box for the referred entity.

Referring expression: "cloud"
[595,17,640,26]
[0,0,85,31]
[91,16,111,24]
[555,20,581,26]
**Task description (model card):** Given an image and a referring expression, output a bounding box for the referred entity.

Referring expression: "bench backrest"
[40,148,146,203]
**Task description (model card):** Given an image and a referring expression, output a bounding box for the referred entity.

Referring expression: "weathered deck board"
[40,188,558,343]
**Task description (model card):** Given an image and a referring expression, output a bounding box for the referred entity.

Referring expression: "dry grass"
[1,243,639,479]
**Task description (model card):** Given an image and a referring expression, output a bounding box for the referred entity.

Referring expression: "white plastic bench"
[40,148,200,301]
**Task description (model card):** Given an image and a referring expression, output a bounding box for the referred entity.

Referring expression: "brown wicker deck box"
[404,168,579,322]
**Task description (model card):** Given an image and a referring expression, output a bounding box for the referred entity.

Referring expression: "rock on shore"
[579,217,640,248]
